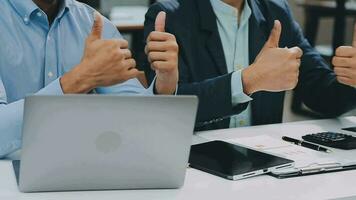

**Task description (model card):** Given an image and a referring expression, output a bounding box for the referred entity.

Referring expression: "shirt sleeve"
[231,70,253,106]
[0,77,22,158]
[36,78,64,95]
[95,78,154,96]
[0,78,64,158]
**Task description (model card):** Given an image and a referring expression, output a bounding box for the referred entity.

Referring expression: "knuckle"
[148,52,154,59]
[112,51,121,60]
[168,52,177,60]
[171,42,179,51]
[335,47,342,56]
[167,33,176,40]
[153,61,161,69]
[332,57,338,65]
[349,59,356,67]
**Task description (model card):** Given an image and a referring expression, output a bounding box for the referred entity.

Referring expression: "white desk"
[1,117,356,200]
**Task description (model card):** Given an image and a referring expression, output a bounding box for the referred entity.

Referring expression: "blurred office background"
[78,0,356,121]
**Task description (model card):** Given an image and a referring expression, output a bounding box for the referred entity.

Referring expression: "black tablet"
[189,141,294,180]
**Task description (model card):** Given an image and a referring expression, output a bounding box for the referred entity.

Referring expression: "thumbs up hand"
[332,24,356,87]
[61,13,140,94]
[242,20,303,94]
[145,11,179,95]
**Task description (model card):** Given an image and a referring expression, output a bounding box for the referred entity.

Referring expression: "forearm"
[299,71,356,117]
[178,73,249,125]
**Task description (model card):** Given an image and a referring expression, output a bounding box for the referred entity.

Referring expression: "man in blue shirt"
[0,0,179,158]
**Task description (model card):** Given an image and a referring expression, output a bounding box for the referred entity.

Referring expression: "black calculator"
[302,132,356,150]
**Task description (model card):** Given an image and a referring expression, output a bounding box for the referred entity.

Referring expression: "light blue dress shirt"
[210,0,253,128]
[0,0,154,158]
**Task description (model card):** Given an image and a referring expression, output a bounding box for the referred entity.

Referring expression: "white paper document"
[227,135,340,169]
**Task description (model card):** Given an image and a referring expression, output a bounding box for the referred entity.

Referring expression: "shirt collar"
[8,0,73,24]
[210,0,251,27]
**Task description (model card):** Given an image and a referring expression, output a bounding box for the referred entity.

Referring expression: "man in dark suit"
[143,0,356,131]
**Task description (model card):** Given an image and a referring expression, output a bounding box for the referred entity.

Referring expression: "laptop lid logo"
[95,131,122,154]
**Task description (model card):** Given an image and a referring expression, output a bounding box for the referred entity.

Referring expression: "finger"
[151,61,175,73]
[121,49,132,59]
[146,41,171,53]
[289,47,303,59]
[337,76,354,86]
[126,68,142,79]
[117,39,129,49]
[265,20,282,48]
[148,52,170,62]
[147,31,175,42]
[335,46,356,57]
[332,57,352,67]
[89,12,103,41]
[151,61,166,71]
[155,11,166,32]
[334,67,352,77]
[353,23,356,47]
[294,59,301,70]
[124,58,137,70]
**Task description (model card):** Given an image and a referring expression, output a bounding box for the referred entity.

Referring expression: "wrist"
[155,81,176,95]
[60,63,96,94]
[242,65,261,95]
[155,72,178,95]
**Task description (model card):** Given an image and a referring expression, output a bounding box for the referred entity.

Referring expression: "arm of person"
[0,78,64,158]
[278,0,356,116]
[143,4,250,126]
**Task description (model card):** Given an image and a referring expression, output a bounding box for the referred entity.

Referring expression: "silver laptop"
[15,95,198,192]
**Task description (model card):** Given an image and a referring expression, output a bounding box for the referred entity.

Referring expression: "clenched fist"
[145,11,179,95]
[61,13,140,94]
[332,24,356,87]
[242,20,303,94]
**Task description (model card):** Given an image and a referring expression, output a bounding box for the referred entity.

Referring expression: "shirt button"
[48,72,54,78]
[235,65,243,71]
[23,16,29,24]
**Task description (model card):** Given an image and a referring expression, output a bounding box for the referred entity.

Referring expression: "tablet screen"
[189,141,293,178]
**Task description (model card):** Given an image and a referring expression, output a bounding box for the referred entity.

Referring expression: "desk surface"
[1,117,356,200]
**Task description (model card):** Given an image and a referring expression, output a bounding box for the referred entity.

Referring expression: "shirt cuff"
[36,78,64,95]
[0,140,21,159]
[231,70,253,106]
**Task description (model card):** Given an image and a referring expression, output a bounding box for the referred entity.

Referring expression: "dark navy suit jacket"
[143,0,356,131]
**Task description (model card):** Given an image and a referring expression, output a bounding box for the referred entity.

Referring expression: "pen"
[282,136,332,153]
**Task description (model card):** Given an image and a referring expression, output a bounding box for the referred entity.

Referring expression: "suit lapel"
[197,0,227,75]
[206,31,228,75]
[247,0,271,125]
[248,0,269,64]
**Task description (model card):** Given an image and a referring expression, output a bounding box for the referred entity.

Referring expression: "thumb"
[89,12,103,41]
[353,23,356,47]
[155,11,166,32]
[265,20,282,48]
